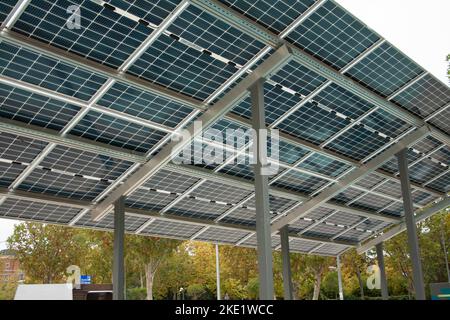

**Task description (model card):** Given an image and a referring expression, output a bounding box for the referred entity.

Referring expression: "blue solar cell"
[13,0,152,69]
[107,0,182,26]
[409,158,447,185]
[70,110,167,153]
[0,133,48,163]
[218,0,316,34]
[392,74,450,119]
[270,60,327,97]
[346,42,424,97]
[219,162,254,181]
[278,141,309,164]
[362,109,411,137]
[381,150,421,174]
[0,41,107,101]
[314,83,373,118]
[287,0,380,70]
[0,0,16,25]
[0,162,25,188]
[168,5,265,66]
[277,101,350,145]
[325,124,390,161]
[299,153,351,177]
[127,33,237,101]
[40,145,133,180]
[0,83,81,131]
[271,170,329,194]
[97,81,194,128]
[18,168,109,201]
[433,147,450,166]
[427,172,450,193]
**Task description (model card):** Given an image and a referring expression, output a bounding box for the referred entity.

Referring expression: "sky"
[0,0,449,250]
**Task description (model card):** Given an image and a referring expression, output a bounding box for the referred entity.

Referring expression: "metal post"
[376,243,389,300]
[397,149,426,300]
[113,196,125,300]
[250,78,274,300]
[280,226,293,300]
[336,255,344,300]
[215,243,221,300]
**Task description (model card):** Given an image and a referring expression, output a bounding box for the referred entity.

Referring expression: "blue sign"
[80,275,91,285]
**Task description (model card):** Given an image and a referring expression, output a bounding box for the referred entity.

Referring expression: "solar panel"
[0,0,448,258]
[0,83,82,131]
[286,0,380,70]
[0,41,108,101]
[0,197,81,224]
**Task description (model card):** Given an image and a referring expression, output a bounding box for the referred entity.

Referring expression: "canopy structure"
[0,0,449,299]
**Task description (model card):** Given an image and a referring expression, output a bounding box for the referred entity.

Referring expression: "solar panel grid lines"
[0,0,30,31]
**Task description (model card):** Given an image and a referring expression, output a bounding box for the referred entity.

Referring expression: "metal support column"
[250,78,274,300]
[280,226,293,300]
[113,196,125,300]
[215,243,221,300]
[337,255,344,300]
[397,149,426,300]
[376,243,389,300]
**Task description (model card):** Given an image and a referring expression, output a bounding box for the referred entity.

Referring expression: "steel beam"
[0,0,30,30]
[376,243,389,300]
[91,45,291,221]
[271,126,431,232]
[113,196,125,300]
[397,149,426,300]
[250,78,274,300]
[280,226,294,300]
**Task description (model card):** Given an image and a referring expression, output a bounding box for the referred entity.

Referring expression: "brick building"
[0,249,24,283]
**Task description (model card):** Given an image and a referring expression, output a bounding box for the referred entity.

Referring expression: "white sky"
[0,0,449,250]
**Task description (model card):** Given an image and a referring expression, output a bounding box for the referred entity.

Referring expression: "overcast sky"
[0,0,449,250]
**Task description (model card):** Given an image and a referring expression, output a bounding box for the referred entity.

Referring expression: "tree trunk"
[145,265,154,300]
[312,272,322,300]
[356,268,365,300]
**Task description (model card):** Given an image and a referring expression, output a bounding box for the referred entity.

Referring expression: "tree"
[125,235,181,300]
[341,249,369,299]
[7,223,87,283]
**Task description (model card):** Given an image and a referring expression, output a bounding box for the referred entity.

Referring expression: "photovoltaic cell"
[351,193,393,212]
[75,212,148,232]
[298,153,351,177]
[380,202,404,217]
[126,189,177,211]
[346,42,424,97]
[270,60,327,97]
[168,5,266,66]
[18,168,109,201]
[127,33,237,101]
[289,239,320,253]
[326,211,363,227]
[0,41,107,101]
[289,218,314,233]
[190,180,252,204]
[13,0,153,69]
[432,147,450,166]
[0,162,26,188]
[426,172,450,193]
[0,198,81,224]
[277,101,350,145]
[412,190,437,206]
[271,170,329,194]
[0,133,47,163]
[142,169,200,194]
[0,83,81,131]
[168,197,230,220]
[409,158,447,185]
[245,195,297,214]
[277,141,309,165]
[392,74,450,120]
[0,0,16,25]
[355,173,385,190]
[314,83,373,118]
[141,219,203,239]
[374,180,402,199]
[219,162,255,181]
[332,187,364,204]
[218,0,316,34]
[362,109,411,137]
[287,0,380,70]
[412,136,443,155]
[106,0,182,26]
[381,150,421,174]
[196,227,250,244]
[430,108,450,135]
[303,207,335,221]
[314,243,347,256]
[220,207,258,227]
[70,110,167,153]
[97,81,194,128]
[40,145,133,180]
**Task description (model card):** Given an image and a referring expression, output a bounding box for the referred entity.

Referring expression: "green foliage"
[0,281,18,300]
[126,287,147,300]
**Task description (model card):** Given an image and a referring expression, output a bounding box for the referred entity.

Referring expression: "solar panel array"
[0,0,449,257]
